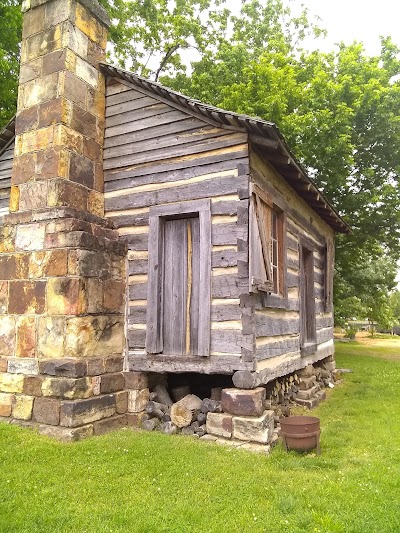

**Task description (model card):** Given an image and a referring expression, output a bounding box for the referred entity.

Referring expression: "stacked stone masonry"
[0,0,130,440]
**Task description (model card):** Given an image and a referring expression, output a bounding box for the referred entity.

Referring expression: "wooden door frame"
[146,199,211,356]
[299,237,317,355]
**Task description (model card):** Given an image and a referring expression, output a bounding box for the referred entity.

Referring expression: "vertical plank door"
[162,216,200,355]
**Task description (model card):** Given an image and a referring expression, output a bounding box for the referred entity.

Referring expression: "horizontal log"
[129,282,147,300]
[105,104,171,138]
[212,248,237,268]
[128,306,147,323]
[127,328,146,349]
[106,80,132,96]
[105,148,248,184]
[106,88,147,106]
[211,304,242,321]
[255,315,300,337]
[105,125,227,161]
[256,337,300,361]
[128,353,252,374]
[210,330,243,354]
[316,327,333,344]
[212,274,248,299]
[211,200,240,216]
[104,132,246,169]
[106,96,158,120]
[124,233,148,251]
[128,259,148,275]
[105,174,248,212]
[212,223,246,246]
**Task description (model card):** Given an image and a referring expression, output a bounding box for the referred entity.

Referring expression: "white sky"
[284,0,400,55]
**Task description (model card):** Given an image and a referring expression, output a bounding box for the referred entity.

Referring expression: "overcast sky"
[285,0,399,55]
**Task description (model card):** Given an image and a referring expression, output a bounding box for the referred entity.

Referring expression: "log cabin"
[0,0,349,441]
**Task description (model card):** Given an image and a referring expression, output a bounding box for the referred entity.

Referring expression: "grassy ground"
[1,338,400,533]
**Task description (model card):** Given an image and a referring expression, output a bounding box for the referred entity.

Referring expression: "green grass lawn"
[1,341,400,533]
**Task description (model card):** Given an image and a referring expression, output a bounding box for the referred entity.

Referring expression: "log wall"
[0,141,13,217]
[103,78,250,370]
[248,150,335,374]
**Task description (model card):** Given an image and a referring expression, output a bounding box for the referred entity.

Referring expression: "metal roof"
[100,63,350,233]
[0,65,350,233]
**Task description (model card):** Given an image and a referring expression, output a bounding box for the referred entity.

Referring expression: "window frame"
[145,199,211,357]
[299,237,317,355]
[249,184,287,300]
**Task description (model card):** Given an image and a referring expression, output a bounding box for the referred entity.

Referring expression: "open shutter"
[324,238,334,311]
[249,191,274,292]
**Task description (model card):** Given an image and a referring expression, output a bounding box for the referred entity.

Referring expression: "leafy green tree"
[98,0,230,80]
[162,3,400,321]
[0,0,21,129]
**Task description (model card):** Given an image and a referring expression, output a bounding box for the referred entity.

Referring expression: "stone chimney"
[0,0,129,439]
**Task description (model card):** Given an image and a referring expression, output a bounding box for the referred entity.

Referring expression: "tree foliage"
[0,0,21,129]
[1,0,400,327]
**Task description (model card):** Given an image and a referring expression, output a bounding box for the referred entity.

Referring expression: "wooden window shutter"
[324,238,334,312]
[249,190,274,292]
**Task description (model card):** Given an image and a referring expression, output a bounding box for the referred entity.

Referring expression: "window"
[324,238,334,312]
[146,200,211,357]
[300,243,316,354]
[249,185,286,297]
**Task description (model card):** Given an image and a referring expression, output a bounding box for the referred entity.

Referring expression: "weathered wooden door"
[162,216,200,355]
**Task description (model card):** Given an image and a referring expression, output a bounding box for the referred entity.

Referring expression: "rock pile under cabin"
[0,0,349,447]
[127,359,340,453]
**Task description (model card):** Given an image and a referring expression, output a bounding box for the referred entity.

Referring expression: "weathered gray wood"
[125,234,148,251]
[106,79,132,96]
[128,307,147,323]
[105,174,248,212]
[255,315,300,337]
[106,96,158,119]
[106,88,148,107]
[0,159,13,172]
[210,330,242,353]
[105,118,207,159]
[286,271,299,288]
[104,132,246,170]
[212,223,246,246]
[129,281,147,300]
[129,353,252,374]
[105,125,226,162]
[105,158,245,191]
[105,150,248,184]
[256,337,300,361]
[316,315,334,328]
[105,104,171,138]
[128,329,146,349]
[286,235,298,252]
[287,255,299,270]
[0,179,12,189]
[232,371,261,389]
[198,201,212,357]
[316,327,333,344]
[211,249,237,268]
[128,259,148,275]
[105,110,194,147]
[211,201,240,216]
[145,215,163,353]
[211,304,242,321]
[212,275,248,299]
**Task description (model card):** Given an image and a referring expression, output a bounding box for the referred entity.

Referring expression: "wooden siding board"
[104,132,247,170]
[105,150,248,184]
[105,174,248,212]
[104,118,207,159]
[104,126,234,163]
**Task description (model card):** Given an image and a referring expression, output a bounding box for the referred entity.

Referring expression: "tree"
[98,0,230,80]
[0,0,21,129]
[161,3,400,322]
